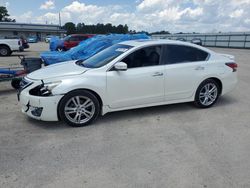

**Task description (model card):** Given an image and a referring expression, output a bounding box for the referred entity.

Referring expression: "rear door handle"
[195,66,205,70]
[152,72,164,77]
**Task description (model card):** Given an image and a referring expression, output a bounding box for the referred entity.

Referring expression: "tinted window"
[165,45,208,64]
[122,46,162,68]
[69,36,79,42]
[63,35,71,41]
[78,36,88,41]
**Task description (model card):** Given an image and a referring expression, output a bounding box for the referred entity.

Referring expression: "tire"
[0,45,11,56]
[11,78,21,90]
[194,79,220,108]
[58,90,100,127]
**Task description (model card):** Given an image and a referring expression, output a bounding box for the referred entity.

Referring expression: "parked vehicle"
[45,35,59,43]
[3,36,29,50]
[0,38,22,56]
[0,55,42,89]
[55,34,95,51]
[43,33,150,65]
[27,36,38,43]
[18,40,238,127]
[176,37,186,41]
[191,38,202,46]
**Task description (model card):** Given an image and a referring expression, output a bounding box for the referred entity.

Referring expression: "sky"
[0,0,250,33]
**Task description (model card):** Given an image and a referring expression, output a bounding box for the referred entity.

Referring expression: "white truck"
[0,39,22,56]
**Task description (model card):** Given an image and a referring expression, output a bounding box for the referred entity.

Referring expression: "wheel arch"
[57,88,103,120]
[196,77,223,96]
[206,77,223,95]
[0,44,11,51]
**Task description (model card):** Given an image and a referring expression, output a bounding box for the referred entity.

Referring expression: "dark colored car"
[191,38,202,46]
[176,37,187,42]
[56,34,95,51]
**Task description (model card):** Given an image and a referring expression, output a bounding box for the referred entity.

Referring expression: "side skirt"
[101,97,195,116]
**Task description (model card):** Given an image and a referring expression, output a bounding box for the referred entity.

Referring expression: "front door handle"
[152,72,164,77]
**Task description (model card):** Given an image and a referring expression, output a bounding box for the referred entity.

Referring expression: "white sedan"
[18,40,238,127]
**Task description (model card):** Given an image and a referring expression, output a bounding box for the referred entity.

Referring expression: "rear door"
[163,45,209,101]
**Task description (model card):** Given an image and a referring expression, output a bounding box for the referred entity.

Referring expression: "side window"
[78,36,88,41]
[69,36,79,42]
[165,45,209,64]
[122,46,162,68]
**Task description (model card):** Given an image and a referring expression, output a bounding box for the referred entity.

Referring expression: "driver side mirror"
[114,62,127,71]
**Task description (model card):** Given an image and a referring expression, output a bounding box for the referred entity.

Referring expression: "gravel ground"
[0,43,250,188]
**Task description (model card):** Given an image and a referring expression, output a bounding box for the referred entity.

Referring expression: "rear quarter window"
[165,45,209,64]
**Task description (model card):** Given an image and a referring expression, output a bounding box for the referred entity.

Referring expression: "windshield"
[82,44,133,68]
[63,35,71,41]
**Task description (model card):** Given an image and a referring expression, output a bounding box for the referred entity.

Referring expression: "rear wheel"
[0,46,11,56]
[11,78,21,90]
[58,90,100,127]
[194,79,220,108]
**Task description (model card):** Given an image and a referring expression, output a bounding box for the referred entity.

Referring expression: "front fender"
[52,73,107,105]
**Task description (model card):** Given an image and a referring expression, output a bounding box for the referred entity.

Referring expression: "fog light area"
[31,107,43,117]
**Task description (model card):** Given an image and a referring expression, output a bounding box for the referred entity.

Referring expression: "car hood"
[27,60,89,80]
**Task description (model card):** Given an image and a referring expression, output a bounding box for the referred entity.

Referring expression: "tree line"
[0,6,172,35]
[0,6,15,22]
[63,22,129,35]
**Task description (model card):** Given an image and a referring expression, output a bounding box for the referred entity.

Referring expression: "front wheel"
[194,79,220,108]
[58,90,100,127]
[11,78,21,90]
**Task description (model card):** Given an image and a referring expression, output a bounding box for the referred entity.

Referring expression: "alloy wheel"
[199,83,218,106]
[64,96,95,124]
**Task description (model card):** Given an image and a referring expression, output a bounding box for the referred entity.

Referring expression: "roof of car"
[119,39,213,53]
[120,39,189,46]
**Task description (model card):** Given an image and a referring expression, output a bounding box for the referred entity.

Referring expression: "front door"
[107,45,165,109]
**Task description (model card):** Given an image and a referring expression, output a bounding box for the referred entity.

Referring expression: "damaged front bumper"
[19,85,63,121]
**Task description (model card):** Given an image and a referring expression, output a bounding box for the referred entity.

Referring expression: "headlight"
[40,81,62,96]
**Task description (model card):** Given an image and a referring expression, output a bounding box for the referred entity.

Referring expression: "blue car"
[27,36,38,43]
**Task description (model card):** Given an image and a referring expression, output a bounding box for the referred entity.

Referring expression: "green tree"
[150,30,170,35]
[124,24,129,33]
[64,22,131,35]
[63,22,76,35]
[0,6,15,22]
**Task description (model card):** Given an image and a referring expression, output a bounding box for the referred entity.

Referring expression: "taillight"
[226,62,238,72]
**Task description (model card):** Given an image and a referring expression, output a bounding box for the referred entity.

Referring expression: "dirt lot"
[0,43,250,188]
